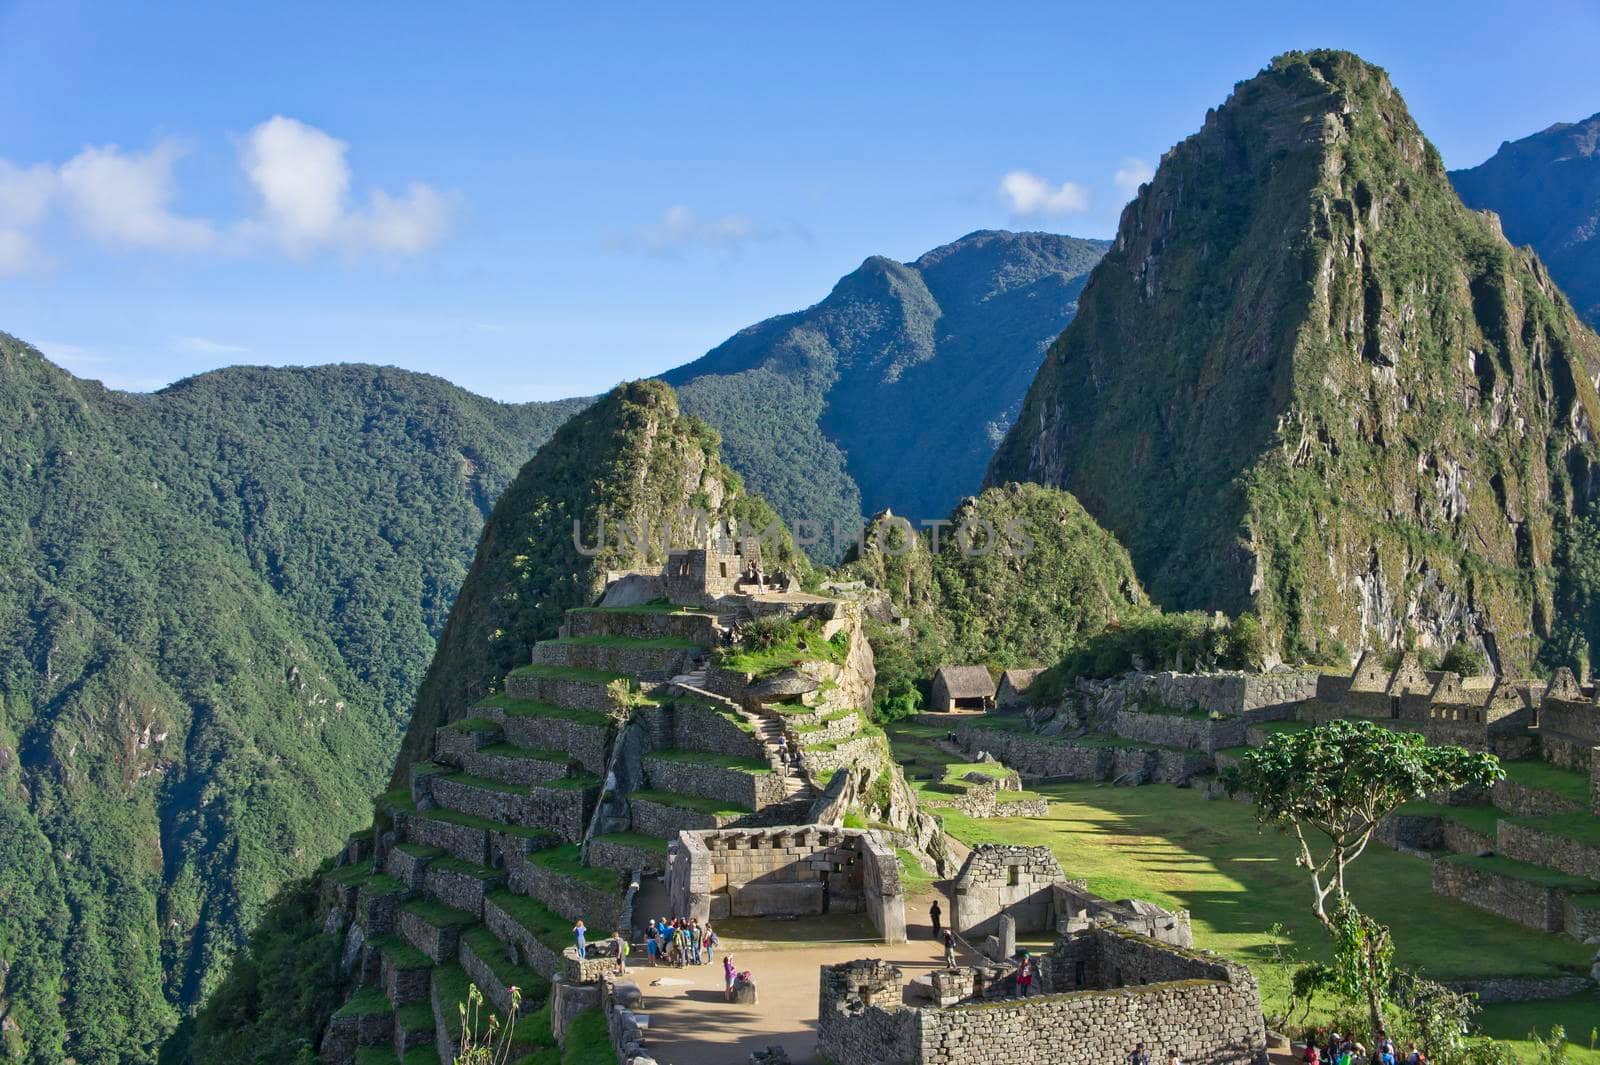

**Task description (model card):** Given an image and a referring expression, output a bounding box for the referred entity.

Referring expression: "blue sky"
[2,2,1597,400]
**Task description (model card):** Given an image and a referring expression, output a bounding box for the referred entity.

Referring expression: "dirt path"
[631,936,955,1065]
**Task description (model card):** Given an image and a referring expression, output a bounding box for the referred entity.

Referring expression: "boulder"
[731,976,758,1005]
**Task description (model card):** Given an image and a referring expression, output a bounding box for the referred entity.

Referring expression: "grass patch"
[896,848,937,894]
[714,619,848,678]
[486,890,571,954]
[361,874,408,898]
[427,856,502,881]
[1477,992,1600,1064]
[370,934,432,971]
[401,896,478,929]
[333,985,390,1019]
[1502,760,1592,804]
[528,845,622,893]
[1397,801,1502,836]
[646,750,773,774]
[477,741,570,764]
[1439,853,1600,891]
[591,831,669,854]
[548,634,698,649]
[1508,811,1600,847]
[461,925,551,1000]
[395,842,446,860]
[328,862,375,887]
[882,721,1595,1029]
[560,1006,616,1065]
[509,663,630,685]
[356,1049,401,1065]
[441,772,529,796]
[477,693,609,726]
[378,786,418,814]
[627,788,744,818]
[394,998,434,1033]
[415,807,558,843]
[443,717,498,734]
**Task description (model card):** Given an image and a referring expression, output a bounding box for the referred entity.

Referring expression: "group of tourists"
[643,915,719,970]
[1304,1030,1423,1065]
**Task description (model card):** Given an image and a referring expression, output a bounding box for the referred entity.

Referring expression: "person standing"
[724,955,738,1001]
[1129,1042,1151,1065]
[612,930,628,974]
[690,919,703,964]
[703,923,718,965]
[573,919,587,957]
[1015,952,1033,998]
[929,900,942,939]
[941,929,957,970]
[644,922,659,966]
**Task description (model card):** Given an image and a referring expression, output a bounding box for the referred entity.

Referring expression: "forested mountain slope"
[1451,111,1600,330]
[989,51,1600,670]
[662,230,1107,554]
[0,336,584,1065]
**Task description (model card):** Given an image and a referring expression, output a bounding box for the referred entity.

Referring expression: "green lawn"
[1510,811,1600,847]
[1502,760,1593,805]
[885,722,1597,1058]
[1397,801,1502,836]
[626,788,744,818]
[476,693,609,725]
[527,844,623,892]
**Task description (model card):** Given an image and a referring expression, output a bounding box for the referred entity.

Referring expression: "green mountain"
[392,378,806,782]
[1451,111,1600,329]
[662,229,1107,555]
[988,51,1600,670]
[0,336,584,1065]
[182,379,807,1064]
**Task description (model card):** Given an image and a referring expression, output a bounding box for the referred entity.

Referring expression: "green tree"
[1222,721,1503,1043]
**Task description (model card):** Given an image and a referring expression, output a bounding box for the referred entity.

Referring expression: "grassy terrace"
[508,663,631,685]
[476,693,609,725]
[715,621,848,678]
[568,600,713,615]
[1501,760,1593,804]
[443,716,498,734]
[1509,810,1600,846]
[646,750,773,773]
[527,844,622,892]
[370,934,432,971]
[627,788,745,818]
[883,720,1598,1059]
[333,985,390,1018]
[433,962,556,1048]
[591,831,669,854]
[1396,801,1502,836]
[427,856,502,881]
[461,925,551,998]
[486,890,572,953]
[789,708,860,734]
[415,806,560,842]
[400,896,478,929]
[477,740,571,764]
[546,634,699,649]
[1438,853,1600,891]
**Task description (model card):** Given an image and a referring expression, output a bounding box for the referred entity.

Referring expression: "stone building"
[996,668,1043,707]
[816,926,1266,1065]
[950,844,1190,947]
[930,666,996,712]
[666,825,906,943]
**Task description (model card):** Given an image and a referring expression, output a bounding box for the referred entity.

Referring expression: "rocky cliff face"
[1451,112,1600,330]
[989,51,1600,669]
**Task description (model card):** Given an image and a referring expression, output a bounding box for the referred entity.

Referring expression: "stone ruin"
[666,825,907,943]
[947,781,1050,820]
[816,925,1267,1065]
[950,844,1191,948]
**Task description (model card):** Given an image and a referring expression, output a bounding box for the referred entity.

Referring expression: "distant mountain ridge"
[1450,111,1600,329]
[662,229,1108,553]
[0,339,585,1064]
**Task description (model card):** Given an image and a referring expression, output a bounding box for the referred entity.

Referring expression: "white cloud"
[998,170,1090,217]
[612,205,763,255]
[1114,157,1155,197]
[58,141,215,249]
[175,336,248,355]
[240,115,450,254]
[0,160,58,274]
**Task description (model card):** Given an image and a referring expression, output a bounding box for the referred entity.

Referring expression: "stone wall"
[789,711,863,746]
[504,671,615,713]
[954,724,1210,785]
[1113,708,1246,753]
[1431,859,1574,934]
[817,929,1267,1065]
[951,845,1065,938]
[565,606,720,644]
[429,775,595,842]
[1541,693,1600,749]
[642,755,784,812]
[1490,779,1586,817]
[628,795,733,837]
[666,826,905,942]
[423,863,500,917]
[1497,820,1600,880]
[802,733,884,778]
[482,895,564,980]
[1052,882,1193,948]
[587,835,667,875]
[531,638,698,678]
[460,746,569,787]
[946,783,1050,820]
[508,855,624,934]
[493,711,611,775]
[655,699,768,762]
[407,815,491,866]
